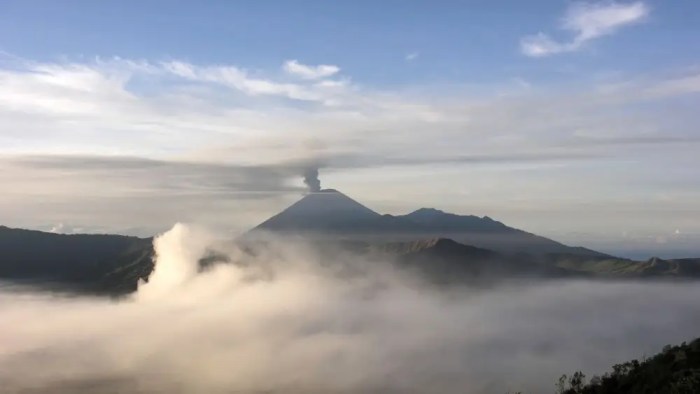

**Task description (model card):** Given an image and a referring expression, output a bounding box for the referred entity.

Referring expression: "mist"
[2,224,700,394]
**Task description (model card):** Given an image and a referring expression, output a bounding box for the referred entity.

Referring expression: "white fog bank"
[1,223,699,394]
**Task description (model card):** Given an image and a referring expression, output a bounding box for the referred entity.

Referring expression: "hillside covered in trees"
[555,337,700,394]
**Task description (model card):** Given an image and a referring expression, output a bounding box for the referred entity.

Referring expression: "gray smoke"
[303,167,321,192]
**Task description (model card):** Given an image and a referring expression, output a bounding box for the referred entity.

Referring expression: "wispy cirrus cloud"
[521,1,650,57]
[162,60,344,103]
[283,59,340,80]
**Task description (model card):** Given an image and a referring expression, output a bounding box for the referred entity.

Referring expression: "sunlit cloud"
[521,2,650,57]
[283,59,340,80]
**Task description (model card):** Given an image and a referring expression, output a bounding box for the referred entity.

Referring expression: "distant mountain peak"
[254,189,381,232]
[410,207,447,216]
[376,237,498,255]
[407,208,497,221]
[251,189,606,258]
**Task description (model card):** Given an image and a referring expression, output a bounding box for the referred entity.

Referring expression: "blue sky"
[0,1,698,258]
[3,1,699,85]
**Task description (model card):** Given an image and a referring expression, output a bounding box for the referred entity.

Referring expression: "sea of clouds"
[2,223,700,393]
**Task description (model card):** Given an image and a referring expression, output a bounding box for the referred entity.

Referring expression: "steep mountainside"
[370,238,568,283]
[255,189,385,232]
[394,208,608,257]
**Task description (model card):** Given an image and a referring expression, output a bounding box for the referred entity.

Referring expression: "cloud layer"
[521,2,649,57]
[1,224,700,393]
[0,53,699,252]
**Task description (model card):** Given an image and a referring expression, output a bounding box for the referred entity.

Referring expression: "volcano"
[252,189,609,257]
[254,189,389,234]
[3,189,699,295]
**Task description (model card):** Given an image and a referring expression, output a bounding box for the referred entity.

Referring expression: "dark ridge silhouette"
[0,225,152,294]
[395,207,608,257]
[554,337,700,394]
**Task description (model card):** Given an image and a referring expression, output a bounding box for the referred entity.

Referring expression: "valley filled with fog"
[2,224,699,394]
[2,1,700,393]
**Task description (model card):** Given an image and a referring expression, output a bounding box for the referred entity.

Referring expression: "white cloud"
[564,1,649,41]
[520,33,571,57]
[2,224,700,392]
[283,59,340,80]
[48,222,84,234]
[162,60,330,102]
[49,223,65,233]
[521,1,649,57]
[0,55,699,242]
[405,52,419,61]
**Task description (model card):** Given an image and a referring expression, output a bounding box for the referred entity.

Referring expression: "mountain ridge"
[1,189,699,294]
[252,189,609,258]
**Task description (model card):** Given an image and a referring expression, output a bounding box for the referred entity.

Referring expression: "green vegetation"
[556,338,700,394]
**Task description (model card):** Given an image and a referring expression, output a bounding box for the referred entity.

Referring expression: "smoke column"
[303,167,321,192]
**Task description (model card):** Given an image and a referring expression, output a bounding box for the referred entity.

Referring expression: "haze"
[1,2,700,393]
[2,224,700,394]
[1,1,699,258]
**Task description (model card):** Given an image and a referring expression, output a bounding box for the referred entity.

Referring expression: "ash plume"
[303,167,321,192]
